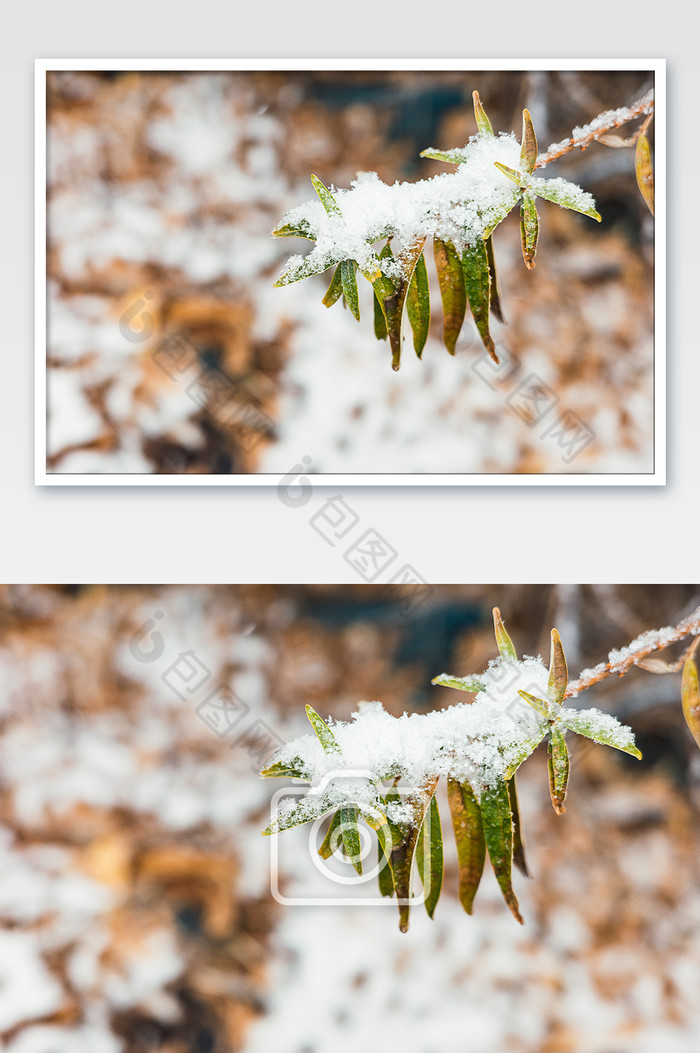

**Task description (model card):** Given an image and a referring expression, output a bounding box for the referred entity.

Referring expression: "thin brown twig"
[565,605,700,699]
[535,88,655,169]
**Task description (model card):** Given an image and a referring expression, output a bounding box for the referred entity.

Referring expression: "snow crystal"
[269,656,551,798]
[277,133,523,281]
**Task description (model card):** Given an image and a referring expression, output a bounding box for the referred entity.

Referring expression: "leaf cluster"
[273,93,603,370]
[261,609,642,931]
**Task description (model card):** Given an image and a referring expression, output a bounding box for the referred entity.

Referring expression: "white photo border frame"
[35,57,666,486]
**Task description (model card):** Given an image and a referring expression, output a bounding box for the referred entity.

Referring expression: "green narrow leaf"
[472,90,494,137]
[528,176,602,222]
[508,777,530,877]
[262,790,336,835]
[518,689,557,720]
[520,191,539,270]
[339,804,363,874]
[322,264,344,308]
[681,655,700,749]
[377,821,395,897]
[272,219,316,240]
[447,778,486,915]
[480,778,523,924]
[433,238,466,356]
[485,235,504,323]
[419,147,469,165]
[561,710,642,759]
[493,161,523,186]
[383,238,426,371]
[635,131,654,216]
[547,727,570,815]
[406,252,430,358]
[388,781,437,932]
[310,173,342,216]
[305,705,342,755]
[520,108,538,175]
[493,607,517,661]
[318,809,342,859]
[462,239,497,363]
[340,259,360,322]
[260,759,310,780]
[431,673,485,693]
[548,628,568,705]
[273,251,338,287]
[373,289,388,340]
[415,794,443,918]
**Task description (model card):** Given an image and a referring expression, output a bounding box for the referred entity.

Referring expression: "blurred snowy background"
[45,69,655,476]
[1,584,700,1053]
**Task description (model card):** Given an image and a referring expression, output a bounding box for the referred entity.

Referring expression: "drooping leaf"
[485,235,504,323]
[415,794,443,918]
[318,808,343,859]
[561,710,642,759]
[520,191,539,270]
[260,758,311,781]
[480,778,523,924]
[383,238,427,371]
[635,131,654,216]
[322,264,344,308]
[431,673,485,693]
[508,777,530,877]
[310,173,342,216]
[388,782,437,932]
[681,655,700,749]
[462,239,497,362]
[493,607,518,661]
[373,289,388,340]
[305,705,342,755]
[406,251,430,358]
[472,90,494,137]
[547,628,568,705]
[547,727,570,814]
[377,821,395,897]
[339,804,363,874]
[520,108,538,175]
[433,238,466,355]
[528,176,602,222]
[447,778,485,915]
[340,260,360,321]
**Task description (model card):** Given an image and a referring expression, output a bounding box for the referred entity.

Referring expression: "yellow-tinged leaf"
[520,191,539,270]
[520,109,538,175]
[472,91,494,137]
[635,131,654,216]
[447,778,485,915]
[548,628,568,705]
[547,728,569,814]
[433,238,466,356]
[493,607,517,661]
[406,252,430,358]
[462,239,497,362]
[322,264,344,308]
[415,794,443,918]
[481,779,523,924]
[682,656,700,749]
